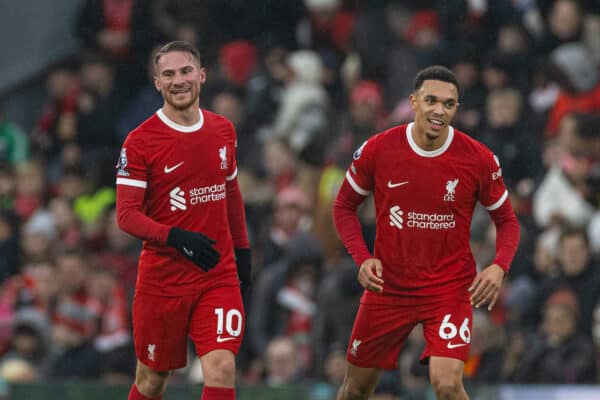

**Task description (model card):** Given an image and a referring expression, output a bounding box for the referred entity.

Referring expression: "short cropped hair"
[414,65,460,94]
[153,41,202,72]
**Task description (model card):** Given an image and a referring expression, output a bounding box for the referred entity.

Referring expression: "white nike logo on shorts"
[447,342,467,349]
[164,161,184,173]
[387,180,408,188]
[216,336,236,343]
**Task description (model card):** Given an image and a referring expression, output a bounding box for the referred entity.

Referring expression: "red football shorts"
[346,296,472,370]
[132,283,244,371]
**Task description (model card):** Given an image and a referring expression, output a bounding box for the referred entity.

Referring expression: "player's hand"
[234,248,252,295]
[468,264,505,311]
[358,258,384,293]
[167,227,220,272]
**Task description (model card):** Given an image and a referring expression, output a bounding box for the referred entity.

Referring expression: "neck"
[411,124,448,151]
[162,103,200,126]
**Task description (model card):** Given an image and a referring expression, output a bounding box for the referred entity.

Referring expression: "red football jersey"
[115,109,239,296]
[347,123,508,303]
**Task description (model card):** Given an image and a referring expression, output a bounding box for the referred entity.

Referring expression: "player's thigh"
[421,296,472,363]
[347,303,417,370]
[132,292,192,371]
[190,284,244,357]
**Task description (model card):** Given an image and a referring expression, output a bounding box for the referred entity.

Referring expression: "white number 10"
[215,308,242,336]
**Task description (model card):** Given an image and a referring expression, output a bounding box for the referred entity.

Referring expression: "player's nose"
[433,101,445,114]
[173,72,186,85]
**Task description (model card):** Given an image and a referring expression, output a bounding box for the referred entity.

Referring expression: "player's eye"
[444,101,456,109]
[424,97,435,104]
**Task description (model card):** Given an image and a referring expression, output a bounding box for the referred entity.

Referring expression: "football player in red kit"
[333,65,520,400]
[116,41,251,400]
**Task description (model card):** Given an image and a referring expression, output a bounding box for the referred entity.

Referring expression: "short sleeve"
[345,136,377,196]
[225,122,238,181]
[115,134,148,189]
[478,149,508,211]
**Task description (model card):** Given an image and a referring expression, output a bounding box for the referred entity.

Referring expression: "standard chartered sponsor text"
[189,183,226,204]
[407,211,455,229]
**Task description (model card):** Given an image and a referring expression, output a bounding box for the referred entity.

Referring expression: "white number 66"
[438,314,470,343]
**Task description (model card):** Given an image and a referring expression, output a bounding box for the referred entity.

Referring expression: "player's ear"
[154,75,161,92]
[409,92,417,112]
[199,67,207,84]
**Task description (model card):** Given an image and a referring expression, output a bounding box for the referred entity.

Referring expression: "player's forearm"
[116,186,170,244]
[226,177,250,249]
[489,200,520,272]
[333,180,372,267]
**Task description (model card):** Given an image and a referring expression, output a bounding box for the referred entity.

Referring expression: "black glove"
[234,248,252,295]
[167,227,220,272]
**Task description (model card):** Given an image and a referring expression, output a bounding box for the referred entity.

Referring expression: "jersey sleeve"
[345,136,377,196]
[115,133,148,189]
[115,133,171,244]
[225,122,238,182]
[478,149,509,211]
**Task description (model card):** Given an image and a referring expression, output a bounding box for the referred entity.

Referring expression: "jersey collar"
[157,108,204,132]
[406,122,454,158]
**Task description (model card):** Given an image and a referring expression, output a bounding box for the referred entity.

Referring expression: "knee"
[136,369,170,398]
[430,372,464,399]
[204,355,236,386]
[338,380,372,400]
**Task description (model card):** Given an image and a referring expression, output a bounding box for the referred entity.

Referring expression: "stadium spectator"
[510,288,596,383]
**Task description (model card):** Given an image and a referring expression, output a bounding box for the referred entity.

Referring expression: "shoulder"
[359,124,407,154]
[125,113,161,144]
[452,128,495,160]
[377,124,407,144]
[202,109,234,130]
[202,109,236,139]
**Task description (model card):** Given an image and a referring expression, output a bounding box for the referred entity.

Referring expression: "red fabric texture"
[489,199,521,273]
[201,386,235,400]
[128,384,162,400]
[116,184,171,245]
[225,177,250,249]
[332,179,372,268]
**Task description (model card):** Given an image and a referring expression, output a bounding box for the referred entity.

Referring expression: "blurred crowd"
[1,0,600,398]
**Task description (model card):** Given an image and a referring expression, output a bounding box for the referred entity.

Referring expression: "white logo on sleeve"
[147,344,156,361]
[389,206,404,229]
[350,339,362,356]
[219,146,228,170]
[444,179,459,201]
[492,154,502,180]
[116,148,129,176]
[164,161,184,173]
[170,186,187,211]
[353,141,367,160]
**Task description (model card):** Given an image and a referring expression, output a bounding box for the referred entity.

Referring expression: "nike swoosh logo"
[183,247,194,257]
[387,180,408,188]
[216,336,236,343]
[447,342,468,349]
[164,161,184,173]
